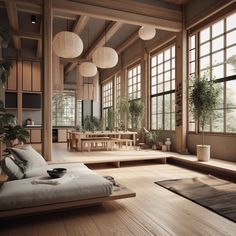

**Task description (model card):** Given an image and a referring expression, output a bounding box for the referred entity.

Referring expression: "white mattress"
[0,163,113,211]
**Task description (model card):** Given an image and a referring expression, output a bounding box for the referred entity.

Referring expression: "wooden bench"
[117,139,134,149]
[81,138,120,152]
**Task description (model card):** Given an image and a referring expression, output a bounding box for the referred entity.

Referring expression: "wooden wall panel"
[7,60,17,91]
[32,62,41,91]
[31,129,41,143]
[22,61,32,91]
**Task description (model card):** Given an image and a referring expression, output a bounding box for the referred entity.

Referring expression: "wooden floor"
[1,162,236,235]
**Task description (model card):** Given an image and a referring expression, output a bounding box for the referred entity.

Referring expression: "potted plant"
[107,108,116,131]
[189,75,220,161]
[129,99,145,130]
[0,101,29,154]
[117,97,129,130]
[145,130,161,150]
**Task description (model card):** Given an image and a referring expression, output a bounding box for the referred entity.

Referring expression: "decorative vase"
[165,138,171,151]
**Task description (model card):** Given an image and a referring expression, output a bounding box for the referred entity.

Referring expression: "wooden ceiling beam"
[5,0,21,50]
[52,0,182,32]
[14,31,41,40]
[65,21,123,75]
[73,15,90,35]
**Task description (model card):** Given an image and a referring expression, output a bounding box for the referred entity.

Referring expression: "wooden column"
[175,28,187,153]
[43,0,52,161]
[141,42,150,130]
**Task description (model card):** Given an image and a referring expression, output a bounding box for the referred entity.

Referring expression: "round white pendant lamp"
[79,62,97,77]
[138,26,156,40]
[92,46,118,69]
[53,31,83,58]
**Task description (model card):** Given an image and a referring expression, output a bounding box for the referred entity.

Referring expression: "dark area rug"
[155,175,236,222]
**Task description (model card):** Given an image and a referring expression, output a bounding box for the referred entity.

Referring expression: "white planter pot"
[197,145,210,162]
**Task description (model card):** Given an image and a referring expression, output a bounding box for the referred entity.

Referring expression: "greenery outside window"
[150,45,176,131]
[188,11,236,133]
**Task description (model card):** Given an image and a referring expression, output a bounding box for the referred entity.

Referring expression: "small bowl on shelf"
[47,168,67,178]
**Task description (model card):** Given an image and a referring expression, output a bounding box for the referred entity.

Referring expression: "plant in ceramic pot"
[189,74,220,161]
[145,130,161,150]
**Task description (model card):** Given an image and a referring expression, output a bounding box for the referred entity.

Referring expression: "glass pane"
[164,49,170,60]
[151,115,157,129]
[137,65,141,74]
[152,67,157,76]
[226,13,236,31]
[157,96,163,113]
[171,69,175,79]
[151,86,157,95]
[190,62,195,73]
[212,20,224,38]
[151,76,157,86]
[165,113,171,130]
[164,94,170,113]
[164,81,170,92]
[200,42,210,57]
[200,27,210,43]
[189,122,195,132]
[164,71,170,81]
[171,46,175,57]
[158,64,163,74]
[212,65,224,80]
[151,56,157,67]
[152,97,157,113]
[158,53,163,63]
[158,83,163,93]
[226,30,236,47]
[172,80,175,90]
[128,70,132,78]
[226,109,236,132]
[158,74,163,83]
[157,114,163,129]
[212,109,224,132]
[190,50,195,62]
[164,61,170,71]
[171,59,175,69]
[226,80,236,108]
[190,35,196,49]
[212,36,224,52]
[212,50,224,66]
[226,46,236,76]
[200,56,210,70]
[171,114,175,130]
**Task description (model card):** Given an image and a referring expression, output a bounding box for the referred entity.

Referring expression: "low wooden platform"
[0,185,135,219]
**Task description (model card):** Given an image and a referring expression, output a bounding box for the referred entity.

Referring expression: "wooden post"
[43,0,52,161]
[175,27,187,153]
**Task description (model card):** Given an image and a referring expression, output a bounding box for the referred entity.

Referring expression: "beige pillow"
[10,145,47,171]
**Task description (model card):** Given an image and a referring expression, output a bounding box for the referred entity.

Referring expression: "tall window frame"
[188,11,236,134]
[150,43,176,131]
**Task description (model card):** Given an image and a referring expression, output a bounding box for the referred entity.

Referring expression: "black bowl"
[47,168,67,178]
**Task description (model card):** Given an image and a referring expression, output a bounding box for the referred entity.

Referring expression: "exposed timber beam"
[52,0,182,32]
[73,15,90,35]
[14,31,41,40]
[116,31,139,54]
[65,21,123,75]
[60,58,89,64]
[5,0,21,50]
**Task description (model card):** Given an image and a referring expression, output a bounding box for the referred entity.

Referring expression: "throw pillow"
[10,145,47,170]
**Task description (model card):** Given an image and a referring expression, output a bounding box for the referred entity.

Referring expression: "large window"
[127,64,141,100]
[151,45,176,130]
[188,12,236,133]
[102,80,113,128]
[115,74,121,126]
[52,91,82,127]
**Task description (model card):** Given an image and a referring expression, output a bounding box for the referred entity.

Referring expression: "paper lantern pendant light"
[79,62,97,77]
[138,26,156,40]
[92,46,118,69]
[53,31,83,58]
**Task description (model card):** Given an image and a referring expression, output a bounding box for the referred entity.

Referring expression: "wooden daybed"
[0,163,136,219]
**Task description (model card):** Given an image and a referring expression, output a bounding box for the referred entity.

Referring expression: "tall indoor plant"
[129,99,145,130]
[189,75,220,161]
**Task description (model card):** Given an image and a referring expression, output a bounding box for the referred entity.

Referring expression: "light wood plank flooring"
[0,163,235,236]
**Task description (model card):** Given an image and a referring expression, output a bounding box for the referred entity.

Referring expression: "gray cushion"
[1,156,24,180]
[10,145,47,170]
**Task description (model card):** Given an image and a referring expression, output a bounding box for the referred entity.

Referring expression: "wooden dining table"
[67,130,137,151]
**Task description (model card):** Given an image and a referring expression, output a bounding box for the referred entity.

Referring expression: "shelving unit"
[5,59,43,152]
